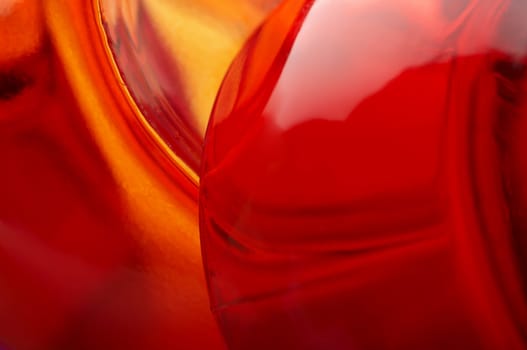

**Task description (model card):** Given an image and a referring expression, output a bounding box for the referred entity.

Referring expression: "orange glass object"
[99,0,281,179]
[0,1,279,349]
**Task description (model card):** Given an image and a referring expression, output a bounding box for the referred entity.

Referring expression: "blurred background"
[0,0,281,349]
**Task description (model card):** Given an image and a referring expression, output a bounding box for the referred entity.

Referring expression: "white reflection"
[265,0,526,130]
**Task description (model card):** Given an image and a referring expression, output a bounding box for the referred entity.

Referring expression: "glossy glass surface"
[99,0,282,178]
[200,0,527,348]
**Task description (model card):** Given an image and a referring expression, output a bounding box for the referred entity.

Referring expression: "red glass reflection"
[200,0,527,349]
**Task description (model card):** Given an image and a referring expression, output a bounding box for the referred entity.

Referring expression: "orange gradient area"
[99,0,282,176]
[0,0,279,348]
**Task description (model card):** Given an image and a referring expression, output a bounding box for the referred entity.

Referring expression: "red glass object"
[200,0,527,349]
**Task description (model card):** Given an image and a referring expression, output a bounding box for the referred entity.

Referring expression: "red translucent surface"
[200,0,527,349]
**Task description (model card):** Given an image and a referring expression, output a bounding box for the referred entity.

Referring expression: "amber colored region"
[0,0,276,349]
[200,0,527,349]
[99,0,282,177]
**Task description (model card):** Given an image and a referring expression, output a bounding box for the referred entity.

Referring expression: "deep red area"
[0,41,216,350]
[200,0,527,349]
[0,45,144,349]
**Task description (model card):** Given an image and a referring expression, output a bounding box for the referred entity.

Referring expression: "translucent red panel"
[200,0,527,348]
